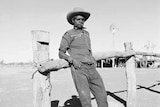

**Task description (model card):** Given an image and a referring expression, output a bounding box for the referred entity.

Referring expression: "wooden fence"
[32,30,160,107]
[32,30,51,107]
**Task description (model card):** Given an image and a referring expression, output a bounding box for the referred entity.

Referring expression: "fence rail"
[36,51,160,72]
[32,30,160,107]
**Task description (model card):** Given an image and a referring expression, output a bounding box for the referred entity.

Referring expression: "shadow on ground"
[51,92,126,107]
[51,81,160,107]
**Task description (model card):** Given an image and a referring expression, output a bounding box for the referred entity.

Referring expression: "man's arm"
[59,32,81,69]
[59,50,73,64]
[59,50,81,69]
[58,32,74,63]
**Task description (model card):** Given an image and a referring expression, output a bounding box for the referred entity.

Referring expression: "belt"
[82,62,94,66]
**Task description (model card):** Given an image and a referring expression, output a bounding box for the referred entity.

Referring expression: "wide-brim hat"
[67,7,90,25]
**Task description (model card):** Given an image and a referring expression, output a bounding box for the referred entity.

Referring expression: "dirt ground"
[0,67,160,107]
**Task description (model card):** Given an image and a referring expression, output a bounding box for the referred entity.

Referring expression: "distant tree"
[144,41,156,52]
[0,60,4,65]
[0,60,4,68]
[143,41,157,67]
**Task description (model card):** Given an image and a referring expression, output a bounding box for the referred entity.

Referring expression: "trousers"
[71,63,108,107]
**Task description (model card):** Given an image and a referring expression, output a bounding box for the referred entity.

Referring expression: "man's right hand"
[68,57,81,69]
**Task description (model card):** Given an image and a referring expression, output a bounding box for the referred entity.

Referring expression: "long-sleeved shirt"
[59,28,96,64]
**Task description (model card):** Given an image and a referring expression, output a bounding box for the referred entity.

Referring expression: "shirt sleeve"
[59,32,72,53]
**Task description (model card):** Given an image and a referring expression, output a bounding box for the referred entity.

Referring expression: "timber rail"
[32,30,160,107]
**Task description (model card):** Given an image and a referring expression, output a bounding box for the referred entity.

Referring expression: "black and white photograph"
[0,0,160,107]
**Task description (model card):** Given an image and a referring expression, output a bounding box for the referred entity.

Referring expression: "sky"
[0,0,160,63]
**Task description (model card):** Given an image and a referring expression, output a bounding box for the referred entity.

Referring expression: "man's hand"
[68,57,81,69]
[72,59,82,69]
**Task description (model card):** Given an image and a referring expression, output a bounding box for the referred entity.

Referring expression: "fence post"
[124,42,136,107]
[32,30,51,107]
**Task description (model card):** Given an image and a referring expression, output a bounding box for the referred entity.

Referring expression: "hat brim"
[67,11,90,25]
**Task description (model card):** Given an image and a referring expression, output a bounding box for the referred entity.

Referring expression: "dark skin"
[72,15,85,29]
[59,15,85,69]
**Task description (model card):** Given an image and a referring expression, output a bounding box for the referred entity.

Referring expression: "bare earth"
[0,67,160,107]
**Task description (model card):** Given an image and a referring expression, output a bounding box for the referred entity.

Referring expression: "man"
[59,8,108,107]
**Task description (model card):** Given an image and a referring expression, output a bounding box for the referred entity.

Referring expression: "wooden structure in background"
[32,30,51,107]
[124,42,136,107]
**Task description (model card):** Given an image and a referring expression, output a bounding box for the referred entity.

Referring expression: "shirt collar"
[74,26,86,30]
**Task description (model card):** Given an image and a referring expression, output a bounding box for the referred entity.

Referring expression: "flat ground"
[0,67,160,107]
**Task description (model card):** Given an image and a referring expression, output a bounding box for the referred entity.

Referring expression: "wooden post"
[101,60,103,68]
[124,42,136,107]
[32,30,51,107]
[111,58,115,68]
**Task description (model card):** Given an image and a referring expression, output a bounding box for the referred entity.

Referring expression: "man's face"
[73,15,85,29]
